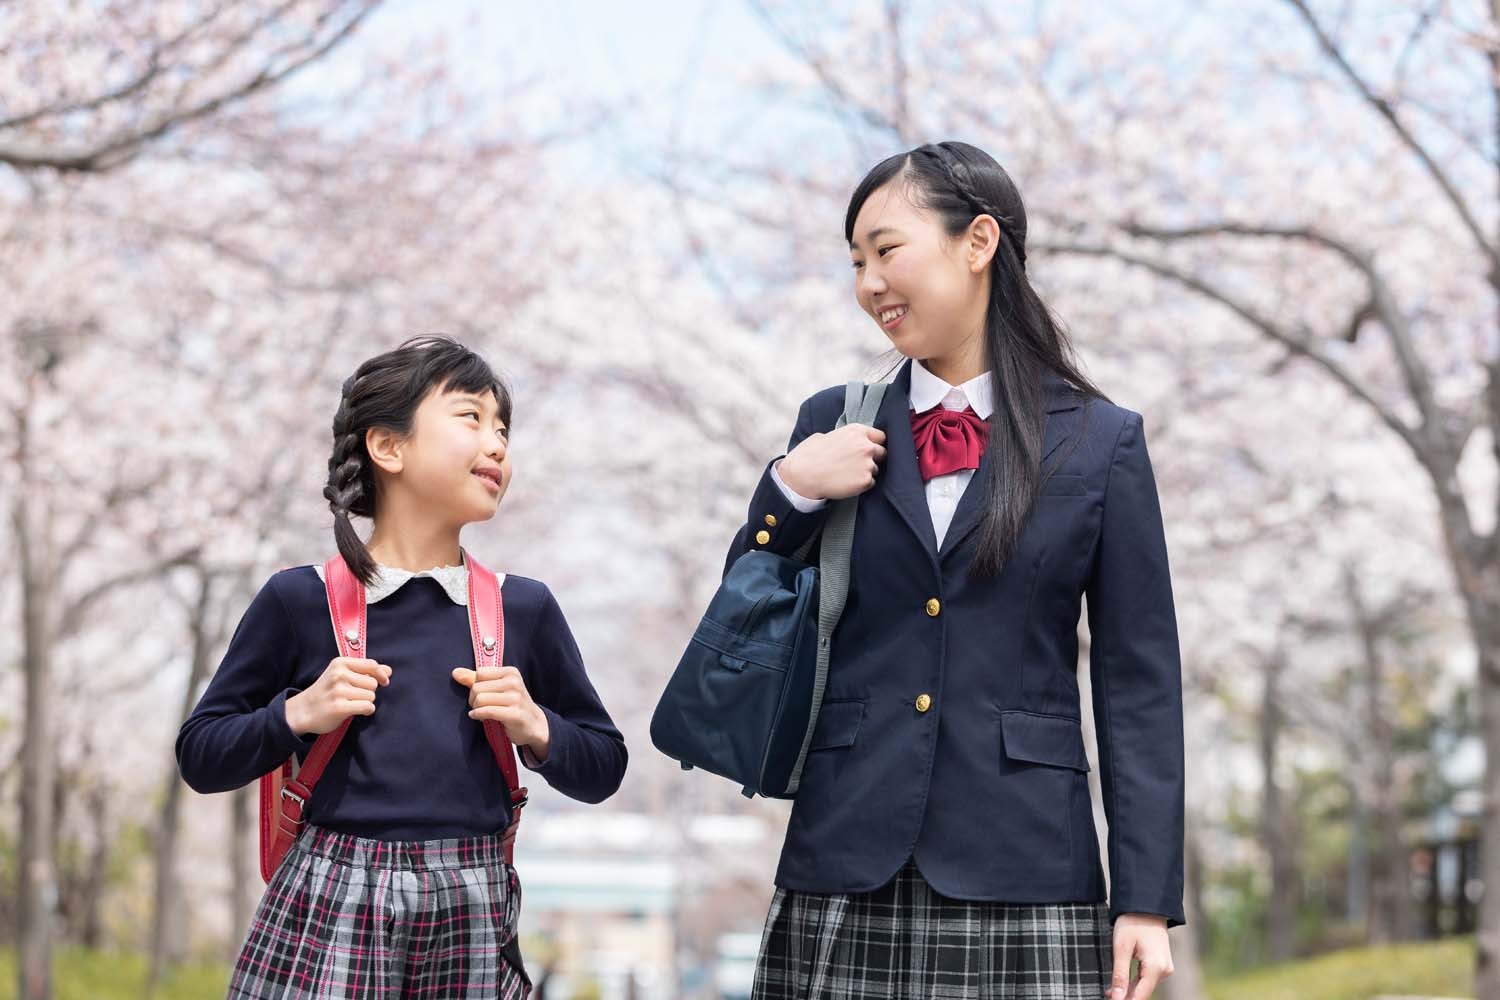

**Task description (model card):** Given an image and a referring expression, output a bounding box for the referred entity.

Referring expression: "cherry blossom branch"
[1035,237,1422,455]
[746,0,911,142]
[1118,220,1445,445]
[1282,0,1500,277]
[0,1,379,173]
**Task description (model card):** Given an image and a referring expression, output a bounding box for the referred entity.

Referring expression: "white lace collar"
[313,549,503,607]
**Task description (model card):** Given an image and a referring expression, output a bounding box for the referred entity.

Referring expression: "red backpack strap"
[283,559,366,812]
[465,550,528,864]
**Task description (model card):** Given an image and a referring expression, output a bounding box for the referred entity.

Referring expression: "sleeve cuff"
[520,704,568,775]
[1108,902,1186,928]
[266,688,317,757]
[770,460,827,513]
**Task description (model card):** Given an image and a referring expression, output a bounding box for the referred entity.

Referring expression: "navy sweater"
[176,567,627,841]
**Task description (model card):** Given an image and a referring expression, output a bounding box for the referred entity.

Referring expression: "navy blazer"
[723,359,1185,926]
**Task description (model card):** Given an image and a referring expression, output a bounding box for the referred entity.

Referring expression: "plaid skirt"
[752,858,1112,1000]
[227,824,529,999]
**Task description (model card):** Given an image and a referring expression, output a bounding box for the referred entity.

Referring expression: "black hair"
[845,140,1110,578]
[323,334,512,585]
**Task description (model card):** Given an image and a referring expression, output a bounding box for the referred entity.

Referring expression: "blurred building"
[514,811,775,1000]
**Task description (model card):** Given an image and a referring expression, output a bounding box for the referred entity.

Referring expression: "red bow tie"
[910,405,988,482]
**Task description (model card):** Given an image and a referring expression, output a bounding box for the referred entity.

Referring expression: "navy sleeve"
[1084,411,1187,927]
[175,574,315,794]
[520,586,628,804]
[722,394,832,578]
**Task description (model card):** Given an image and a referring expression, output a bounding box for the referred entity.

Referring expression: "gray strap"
[784,380,886,795]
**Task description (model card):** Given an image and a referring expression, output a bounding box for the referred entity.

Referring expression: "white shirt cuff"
[770,460,827,513]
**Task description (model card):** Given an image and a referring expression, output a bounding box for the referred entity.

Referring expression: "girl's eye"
[877,246,895,256]
[850,260,864,270]
[461,411,480,421]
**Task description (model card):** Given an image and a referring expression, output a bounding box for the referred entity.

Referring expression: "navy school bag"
[650,380,886,798]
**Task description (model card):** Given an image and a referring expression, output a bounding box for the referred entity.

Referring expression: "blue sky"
[350,0,786,175]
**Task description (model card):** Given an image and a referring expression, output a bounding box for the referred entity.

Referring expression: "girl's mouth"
[473,470,501,493]
[879,304,908,331]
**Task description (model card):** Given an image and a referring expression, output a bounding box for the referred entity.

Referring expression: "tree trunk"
[228,782,255,960]
[148,570,217,991]
[1473,602,1500,998]
[1426,482,1500,995]
[1163,818,1208,1000]
[1344,565,1409,942]
[1260,643,1298,961]
[1346,775,1371,931]
[15,379,57,1000]
[78,781,108,950]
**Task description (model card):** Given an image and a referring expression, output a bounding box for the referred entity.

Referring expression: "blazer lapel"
[938,369,1084,563]
[873,360,940,560]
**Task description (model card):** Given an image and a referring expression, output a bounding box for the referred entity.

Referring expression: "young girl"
[723,142,1183,999]
[177,335,628,999]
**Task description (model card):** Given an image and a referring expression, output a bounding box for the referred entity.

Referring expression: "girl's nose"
[859,268,888,298]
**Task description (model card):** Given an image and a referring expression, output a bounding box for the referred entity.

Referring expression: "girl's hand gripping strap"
[260,555,364,882]
[465,551,528,865]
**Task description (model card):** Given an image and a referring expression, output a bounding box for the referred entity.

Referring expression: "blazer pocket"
[1040,474,1086,496]
[809,699,865,751]
[1000,710,1090,772]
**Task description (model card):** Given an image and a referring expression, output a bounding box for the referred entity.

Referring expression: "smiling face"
[367,382,512,527]
[848,175,998,368]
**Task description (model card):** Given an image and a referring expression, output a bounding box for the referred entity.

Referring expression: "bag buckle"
[280,785,308,819]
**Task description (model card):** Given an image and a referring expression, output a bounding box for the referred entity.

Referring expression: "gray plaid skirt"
[752,858,1112,1000]
[227,824,529,999]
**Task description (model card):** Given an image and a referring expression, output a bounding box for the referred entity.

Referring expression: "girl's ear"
[966,214,1001,274]
[365,426,404,475]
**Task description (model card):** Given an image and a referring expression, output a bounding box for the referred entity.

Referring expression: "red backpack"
[258,551,528,882]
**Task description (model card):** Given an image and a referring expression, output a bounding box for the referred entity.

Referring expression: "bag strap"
[784,380,887,795]
[465,551,529,863]
[279,556,366,816]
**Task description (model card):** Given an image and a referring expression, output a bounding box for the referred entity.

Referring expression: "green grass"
[0,937,1477,1000]
[1206,937,1475,1000]
[0,947,229,1000]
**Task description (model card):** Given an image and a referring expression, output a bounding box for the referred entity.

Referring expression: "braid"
[324,385,378,584]
[916,147,1028,269]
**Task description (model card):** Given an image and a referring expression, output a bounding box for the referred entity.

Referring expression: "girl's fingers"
[1128,961,1163,1000]
[344,672,379,691]
[452,666,521,689]
[345,659,392,685]
[339,685,376,702]
[471,691,522,710]
[1108,936,1132,1000]
[343,699,376,716]
[468,705,521,724]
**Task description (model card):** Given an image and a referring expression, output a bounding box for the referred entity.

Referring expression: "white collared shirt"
[770,360,995,548]
[311,552,538,762]
[312,549,504,606]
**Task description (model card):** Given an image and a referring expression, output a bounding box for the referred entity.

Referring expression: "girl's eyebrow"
[451,393,499,417]
[451,393,491,408]
[849,226,899,250]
